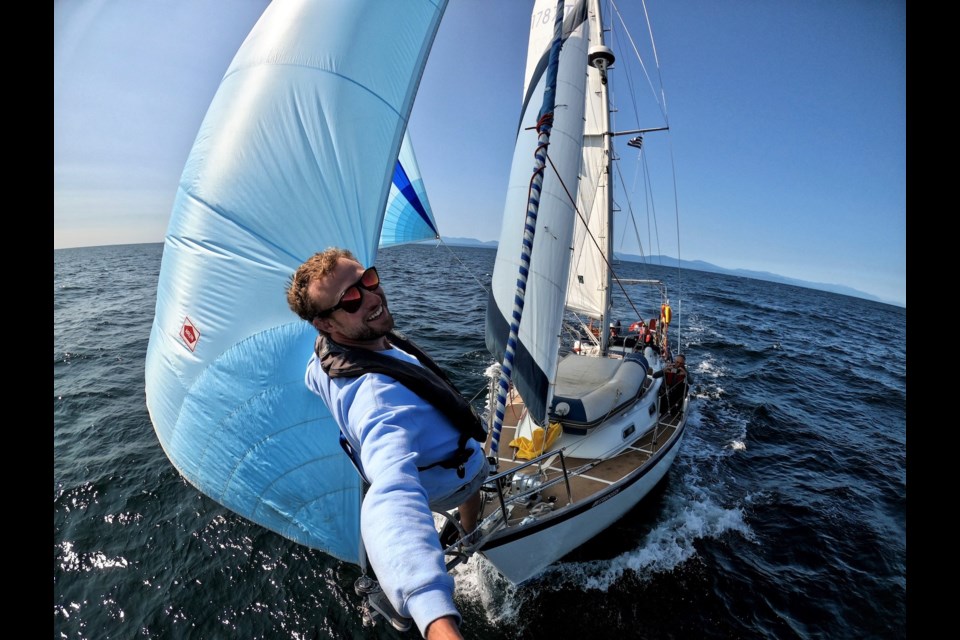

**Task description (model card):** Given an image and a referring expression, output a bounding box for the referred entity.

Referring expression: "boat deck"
[481,387,681,525]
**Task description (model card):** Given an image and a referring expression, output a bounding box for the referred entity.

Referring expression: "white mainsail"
[565,5,612,323]
[486,0,593,424]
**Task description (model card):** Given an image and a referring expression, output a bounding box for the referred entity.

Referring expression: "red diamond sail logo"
[180,316,200,352]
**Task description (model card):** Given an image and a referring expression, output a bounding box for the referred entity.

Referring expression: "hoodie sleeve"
[342,373,461,637]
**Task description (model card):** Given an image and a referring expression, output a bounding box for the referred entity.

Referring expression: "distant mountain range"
[439,237,901,307]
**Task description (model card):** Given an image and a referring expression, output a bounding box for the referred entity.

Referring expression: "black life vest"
[316,331,487,479]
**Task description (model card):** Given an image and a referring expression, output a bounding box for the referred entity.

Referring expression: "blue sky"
[54,0,905,306]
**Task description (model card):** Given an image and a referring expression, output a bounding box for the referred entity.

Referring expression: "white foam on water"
[452,554,527,625]
[453,480,752,624]
[553,488,750,591]
[454,331,755,623]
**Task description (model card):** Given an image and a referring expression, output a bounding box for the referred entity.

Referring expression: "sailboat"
[452,0,691,584]
[144,0,689,622]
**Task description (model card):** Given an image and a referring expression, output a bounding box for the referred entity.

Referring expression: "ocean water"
[54,242,907,639]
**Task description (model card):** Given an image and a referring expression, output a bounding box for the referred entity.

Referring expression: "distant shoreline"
[433,238,903,308]
[53,239,905,308]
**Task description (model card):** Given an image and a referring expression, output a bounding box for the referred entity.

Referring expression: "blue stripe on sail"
[381,174,440,245]
[381,133,440,247]
[393,161,438,235]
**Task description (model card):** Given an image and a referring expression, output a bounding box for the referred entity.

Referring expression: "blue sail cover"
[144,0,447,565]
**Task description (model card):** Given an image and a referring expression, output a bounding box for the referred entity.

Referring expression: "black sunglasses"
[315,266,380,318]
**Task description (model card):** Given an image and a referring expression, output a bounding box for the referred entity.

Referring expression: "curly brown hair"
[286,247,357,321]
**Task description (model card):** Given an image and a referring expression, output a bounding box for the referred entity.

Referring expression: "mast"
[587,0,615,353]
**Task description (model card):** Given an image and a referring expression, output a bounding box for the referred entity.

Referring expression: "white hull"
[470,0,691,589]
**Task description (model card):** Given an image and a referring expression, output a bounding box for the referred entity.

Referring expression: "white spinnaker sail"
[486,0,590,424]
[144,0,447,565]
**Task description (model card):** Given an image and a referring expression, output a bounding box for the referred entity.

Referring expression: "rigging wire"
[433,237,491,295]
[611,0,669,126]
[609,0,684,355]
[545,153,647,323]
[614,143,662,265]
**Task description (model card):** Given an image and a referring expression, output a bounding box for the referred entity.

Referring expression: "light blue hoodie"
[305,345,486,636]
